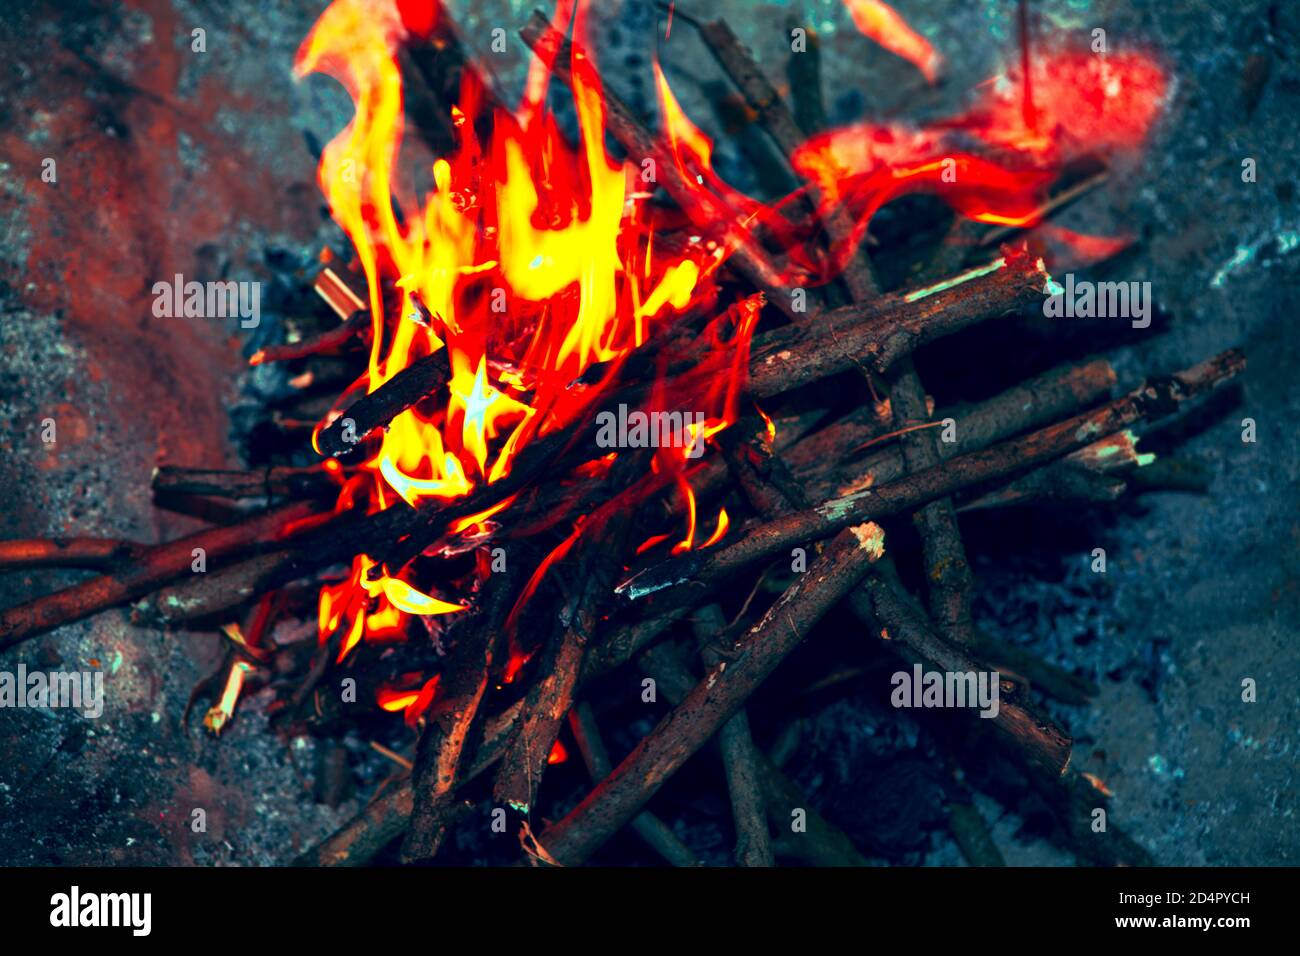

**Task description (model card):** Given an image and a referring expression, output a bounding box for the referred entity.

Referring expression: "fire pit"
[0,0,1286,875]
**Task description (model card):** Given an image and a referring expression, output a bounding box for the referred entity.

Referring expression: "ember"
[0,0,1260,877]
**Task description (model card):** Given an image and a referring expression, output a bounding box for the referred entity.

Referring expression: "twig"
[536,523,887,866]
[852,574,1071,777]
[152,465,337,501]
[294,701,522,866]
[958,430,1143,511]
[402,569,515,862]
[493,515,632,816]
[694,604,772,866]
[887,357,977,644]
[639,637,871,866]
[743,248,1048,397]
[0,538,145,572]
[568,702,699,866]
[790,357,1118,498]
[249,310,368,366]
[620,350,1244,601]
[947,799,1006,867]
[0,500,323,651]
[316,350,451,458]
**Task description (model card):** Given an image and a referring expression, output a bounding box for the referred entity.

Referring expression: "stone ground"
[0,0,1294,865]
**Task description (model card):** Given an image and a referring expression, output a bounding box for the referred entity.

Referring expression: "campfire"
[0,0,1246,868]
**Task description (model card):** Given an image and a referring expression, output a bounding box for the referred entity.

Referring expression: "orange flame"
[292,0,1168,700]
[841,0,943,83]
[297,0,739,660]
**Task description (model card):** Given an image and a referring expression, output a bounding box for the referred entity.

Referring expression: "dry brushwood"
[0,4,1251,874]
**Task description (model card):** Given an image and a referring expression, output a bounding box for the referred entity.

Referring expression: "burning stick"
[620,350,1245,601]
[373,254,1043,577]
[132,494,421,630]
[305,596,703,868]
[745,250,1049,397]
[536,524,887,866]
[130,549,301,629]
[675,8,880,299]
[315,350,452,458]
[696,12,976,648]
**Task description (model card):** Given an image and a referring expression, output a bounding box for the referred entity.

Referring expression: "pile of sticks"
[0,8,1244,867]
